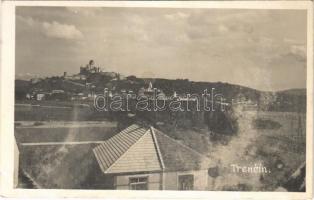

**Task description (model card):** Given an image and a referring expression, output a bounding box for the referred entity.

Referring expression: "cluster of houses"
[29,76,179,102]
[26,89,67,101]
[26,60,256,108]
[27,59,209,102]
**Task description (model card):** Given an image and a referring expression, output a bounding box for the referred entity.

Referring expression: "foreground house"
[93,124,212,190]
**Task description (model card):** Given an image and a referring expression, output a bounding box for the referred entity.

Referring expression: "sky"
[16,7,307,91]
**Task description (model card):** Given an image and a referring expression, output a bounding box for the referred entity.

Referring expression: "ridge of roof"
[150,127,165,170]
[93,124,148,173]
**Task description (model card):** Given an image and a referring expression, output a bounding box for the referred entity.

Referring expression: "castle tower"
[88,60,95,70]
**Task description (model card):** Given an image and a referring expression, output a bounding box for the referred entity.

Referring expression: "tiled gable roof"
[93,124,211,174]
[93,124,147,173]
[106,130,162,174]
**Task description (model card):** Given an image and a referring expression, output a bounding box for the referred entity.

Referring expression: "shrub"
[253,118,282,130]
[14,122,22,126]
[33,121,44,126]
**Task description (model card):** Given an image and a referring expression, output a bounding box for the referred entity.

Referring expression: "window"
[129,176,148,190]
[178,174,194,190]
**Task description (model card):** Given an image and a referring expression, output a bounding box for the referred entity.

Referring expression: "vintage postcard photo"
[0,1,313,199]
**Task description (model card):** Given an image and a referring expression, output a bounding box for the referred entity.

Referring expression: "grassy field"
[18,144,114,189]
[15,101,110,121]
[15,122,118,143]
[247,111,305,191]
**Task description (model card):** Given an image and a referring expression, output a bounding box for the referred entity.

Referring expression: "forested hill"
[15,73,306,112]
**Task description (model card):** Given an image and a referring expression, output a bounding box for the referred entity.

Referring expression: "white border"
[1,1,313,199]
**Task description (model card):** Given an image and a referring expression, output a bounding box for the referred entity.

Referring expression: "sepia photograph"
[0,1,312,198]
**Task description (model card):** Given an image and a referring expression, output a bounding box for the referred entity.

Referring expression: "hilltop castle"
[80,60,101,75]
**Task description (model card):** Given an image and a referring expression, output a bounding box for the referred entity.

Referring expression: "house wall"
[114,172,161,190]
[163,169,209,190]
[113,170,211,191]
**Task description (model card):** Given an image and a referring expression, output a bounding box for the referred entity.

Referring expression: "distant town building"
[138,82,166,99]
[26,93,31,100]
[102,72,118,79]
[173,91,178,98]
[30,78,42,84]
[36,93,45,101]
[148,82,153,92]
[52,90,65,94]
[63,72,86,81]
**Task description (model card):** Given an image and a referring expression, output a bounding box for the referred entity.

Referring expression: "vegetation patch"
[253,118,282,130]
[19,144,112,189]
[15,126,118,143]
[33,121,45,126]
[248,133,305,191]
[222,183,253,191]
